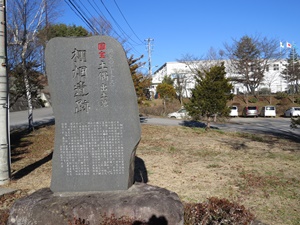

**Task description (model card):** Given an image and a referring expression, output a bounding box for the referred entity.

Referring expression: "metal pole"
[0,0,10,185]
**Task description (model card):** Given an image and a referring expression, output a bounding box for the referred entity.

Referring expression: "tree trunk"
[206,116,211,130]
[179,94,183,106]
[24,72,34,131]
[250,87,256,96]
[163,98,166,116]
[268,85,272,104]
[21,39,34,131]
[244,92,249,106]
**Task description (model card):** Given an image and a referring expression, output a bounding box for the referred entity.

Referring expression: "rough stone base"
[8,183,184,225]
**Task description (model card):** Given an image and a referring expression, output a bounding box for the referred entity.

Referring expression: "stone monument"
[45,36,141,192]
[8,36,184,225]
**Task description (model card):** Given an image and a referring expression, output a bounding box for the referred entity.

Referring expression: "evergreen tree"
[9,62,44,108]
[185,62,233,129]
[128,55,152,104]
[162,75,174,85]
[38,24,90,48]
[281,48,300,94]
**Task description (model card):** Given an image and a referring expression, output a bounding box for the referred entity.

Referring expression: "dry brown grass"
[1,123,300,225]
[137,125,300,225]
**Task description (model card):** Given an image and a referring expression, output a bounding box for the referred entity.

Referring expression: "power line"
[113,0,144,45]
[76,0,101,34]
[65,0,98,34]
[88,0,123,38]
[99,0,141,46]
[64,0,84,25]
[64,0,144,56]
[97,0,143,55]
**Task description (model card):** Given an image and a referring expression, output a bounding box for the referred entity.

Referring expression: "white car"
[167,108,190,119]
[229,105,238,117]
[260,105,276,117]
[284,107,300,117]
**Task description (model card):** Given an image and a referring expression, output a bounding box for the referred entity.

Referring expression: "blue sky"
[58,0,300,74]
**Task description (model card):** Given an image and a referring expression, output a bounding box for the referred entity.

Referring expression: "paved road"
[10,107,54,130]
[10,107,300,141]
[141,116,300,142]
[216,117,299,141]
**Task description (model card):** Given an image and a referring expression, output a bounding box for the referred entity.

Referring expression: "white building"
[150,60,288,98]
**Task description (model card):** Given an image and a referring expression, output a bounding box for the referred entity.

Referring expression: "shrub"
[184,197,255,225]
[0,209,9,225]
[258,88,270,95]
[139,99,181,116]
[248,97,258,103]
[275,92,288,99]
[295,97,300,104]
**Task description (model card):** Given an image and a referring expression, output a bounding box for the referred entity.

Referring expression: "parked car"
[167,108,190,119]
[229,105,238,117]
[260,105,276,117]
[284,107,300,117]
[242,106,258,117]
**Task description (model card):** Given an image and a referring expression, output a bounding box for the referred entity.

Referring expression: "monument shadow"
[134,156,148,183]
[12,152,53,180]
[133,215,168,225]
[180,120,219,130]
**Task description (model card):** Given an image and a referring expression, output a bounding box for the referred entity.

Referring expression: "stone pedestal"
[8,183,184,225]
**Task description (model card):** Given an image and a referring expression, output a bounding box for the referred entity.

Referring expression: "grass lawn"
[1,123,300,225]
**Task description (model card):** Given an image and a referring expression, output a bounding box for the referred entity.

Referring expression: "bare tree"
[7,0,60,131]
[224,35,283,96]
[178,48,225,80]
[90,16,113,36]
[176,48,225,105]
[262,70,279,104]
[171,69,193,105]
[177,53,204,76]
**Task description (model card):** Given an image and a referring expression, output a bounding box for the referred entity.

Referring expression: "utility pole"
[0,0,10,185]
[43,0,49,74]
[145,38,154,76]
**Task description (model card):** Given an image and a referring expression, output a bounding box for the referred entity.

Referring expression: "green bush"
[275,92,288,99]
[248,97,258,103]
[258,88,270,95]
[295,97,300,104]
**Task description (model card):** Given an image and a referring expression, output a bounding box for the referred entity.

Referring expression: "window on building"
[273,64,279,71]
[266,65,269,72]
